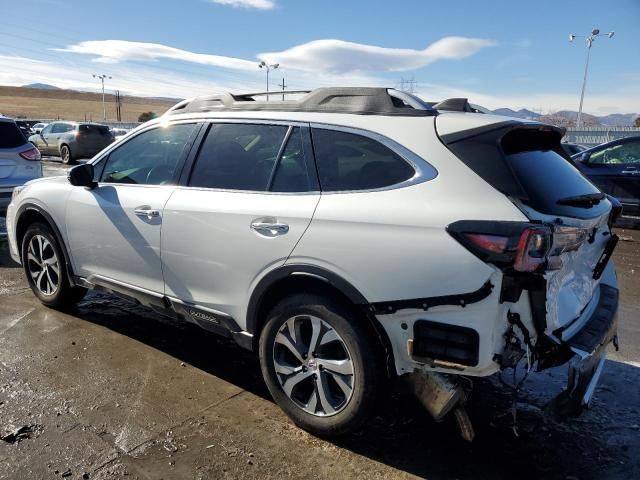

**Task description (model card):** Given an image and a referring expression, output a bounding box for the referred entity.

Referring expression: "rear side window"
[269,127,311,192]
[80,124,110,135]
[445,127,609,219]
[51,123,73,134]
[311,128,415,192]
[0,121,27,148]
[189,123,288,191]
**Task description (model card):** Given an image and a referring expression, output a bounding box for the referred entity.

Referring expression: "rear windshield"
[0,121,28,149]
[80,124,111,135]
[444,127,609,219]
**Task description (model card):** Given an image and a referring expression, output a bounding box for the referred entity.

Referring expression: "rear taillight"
[448,221,557,273]
[19,147,41,161]
[513,228,551,272]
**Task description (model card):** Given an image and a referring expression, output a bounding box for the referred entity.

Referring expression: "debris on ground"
[1,424,41,444]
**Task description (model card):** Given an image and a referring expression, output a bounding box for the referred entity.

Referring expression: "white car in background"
[32,123,48,135]
[0,116,42,212]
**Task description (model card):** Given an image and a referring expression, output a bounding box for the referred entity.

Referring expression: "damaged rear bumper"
[544,283,619,419]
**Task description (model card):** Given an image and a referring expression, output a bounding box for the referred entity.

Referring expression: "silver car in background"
[29,121,114,164]
[0,116,42,212]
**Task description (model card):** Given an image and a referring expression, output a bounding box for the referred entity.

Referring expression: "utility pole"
[278,77,287,101]
[115,90,123,122]
[93,74,112,121]
[569,28,614,128]
[258,61,279,101]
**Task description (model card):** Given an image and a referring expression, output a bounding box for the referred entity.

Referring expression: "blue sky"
[1,0,639,114]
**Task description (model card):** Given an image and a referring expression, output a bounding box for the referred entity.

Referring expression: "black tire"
[259,293,382,437]
[60,144,74,165]
[21,222,87,308]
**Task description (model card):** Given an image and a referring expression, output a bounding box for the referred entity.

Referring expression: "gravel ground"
[0,161,639,479]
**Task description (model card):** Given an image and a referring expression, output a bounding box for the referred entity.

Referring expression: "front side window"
[100,123,197,185]
[589,142,640,165]
[40,124,53,135]
[189,123,288,191]
[311,128,415,192]
[51,123,66,134]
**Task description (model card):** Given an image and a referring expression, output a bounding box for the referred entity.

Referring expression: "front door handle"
[251,221,289,236]
[134,206,160,219]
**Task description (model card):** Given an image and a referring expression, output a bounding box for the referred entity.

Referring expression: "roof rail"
[164,87,436,117]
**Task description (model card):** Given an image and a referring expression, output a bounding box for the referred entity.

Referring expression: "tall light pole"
[92,74,112,121]
[258,61,279,101]
[569,28,614,128]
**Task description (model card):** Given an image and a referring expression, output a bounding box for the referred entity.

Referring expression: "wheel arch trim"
[15,202,76,286]
[245,264,370,335]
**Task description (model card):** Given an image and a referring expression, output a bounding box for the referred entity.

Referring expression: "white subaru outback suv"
[6,88,620,438]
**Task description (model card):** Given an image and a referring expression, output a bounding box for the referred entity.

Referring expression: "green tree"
[634,116,640,128]
[138,111,158,122]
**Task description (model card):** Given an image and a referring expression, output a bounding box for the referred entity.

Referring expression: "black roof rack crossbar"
[164,87,437,117]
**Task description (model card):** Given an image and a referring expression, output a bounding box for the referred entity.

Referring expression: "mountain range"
[16,84,640,126]
[490,107,639,127]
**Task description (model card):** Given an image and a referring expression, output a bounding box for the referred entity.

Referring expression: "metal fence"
[564,126,640,147]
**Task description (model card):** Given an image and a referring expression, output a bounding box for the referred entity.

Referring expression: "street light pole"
[92,74,112,121]
[569,29,614,128]
[258,61,279,101]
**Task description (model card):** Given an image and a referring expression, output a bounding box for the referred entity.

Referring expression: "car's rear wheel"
[21,223,87,308]
[60,145,74,165]
[259,293,382,437]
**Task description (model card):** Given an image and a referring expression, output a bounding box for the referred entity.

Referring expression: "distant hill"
[491,108,541,120]
[491,107,638,126]
[0,85,177,122]
[23,83,61,90]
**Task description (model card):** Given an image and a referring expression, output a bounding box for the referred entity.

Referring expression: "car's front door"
[65,122,200,295]
[161,122,320,326]
[580,139,640,216]
[35,124,54,155]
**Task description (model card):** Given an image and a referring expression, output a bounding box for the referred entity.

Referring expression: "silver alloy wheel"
[61,146,70,163]
[26,235,60,296]
[273,315,355,417]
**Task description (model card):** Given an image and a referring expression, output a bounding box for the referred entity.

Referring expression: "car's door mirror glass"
[68,163,96,188]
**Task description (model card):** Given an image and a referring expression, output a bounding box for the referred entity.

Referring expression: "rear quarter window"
[0,121,27,148]
[311,128,415,192]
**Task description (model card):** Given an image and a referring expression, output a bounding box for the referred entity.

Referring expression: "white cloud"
[55,40,257,71]
[209,0,275,9]
[258,37,497,73]
[55,37,496,75]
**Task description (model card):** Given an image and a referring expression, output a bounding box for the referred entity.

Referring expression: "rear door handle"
[251,221,289,236]
[134,206,160,219]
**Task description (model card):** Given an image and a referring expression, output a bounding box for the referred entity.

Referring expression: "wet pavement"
[0,161,639,479]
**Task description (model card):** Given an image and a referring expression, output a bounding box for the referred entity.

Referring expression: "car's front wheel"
[21,222,87,308]
[259,293,382,437]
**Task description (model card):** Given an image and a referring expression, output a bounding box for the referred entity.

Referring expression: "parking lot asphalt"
[0,160,639,479]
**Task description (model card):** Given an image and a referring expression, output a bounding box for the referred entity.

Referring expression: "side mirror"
[578,151,591,163]
[68,163,96,188]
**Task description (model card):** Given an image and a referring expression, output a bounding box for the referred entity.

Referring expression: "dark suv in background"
[29,121,114,164]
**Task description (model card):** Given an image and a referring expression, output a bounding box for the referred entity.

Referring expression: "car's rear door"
[579,139,640,216]
[65,122,201,295]
[161,121,320,327]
